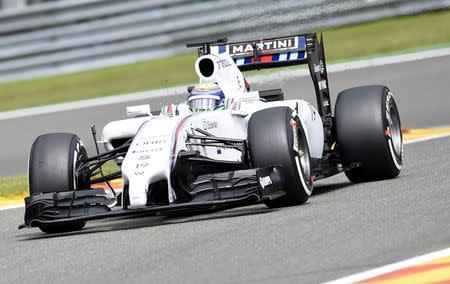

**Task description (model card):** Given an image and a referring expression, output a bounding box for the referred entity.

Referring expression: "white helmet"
[188,83,225,112]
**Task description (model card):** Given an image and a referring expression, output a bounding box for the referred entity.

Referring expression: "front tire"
[335,85,403,182]
[248,107,313,207]
[28,133,89,233]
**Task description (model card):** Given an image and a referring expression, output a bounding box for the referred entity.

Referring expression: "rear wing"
[187,33,333,135]
[210,35,307,71]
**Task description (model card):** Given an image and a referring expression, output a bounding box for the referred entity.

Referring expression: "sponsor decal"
[259,176,273,189]
[135,163,149,169]
[314,60,325,74]
[131,136,168,154]
[229,37,296,55]
[138,155,150,160]
[318,80,327,90]
[202,120,218,131]
[131,148,163,154]
[217,59,231,68]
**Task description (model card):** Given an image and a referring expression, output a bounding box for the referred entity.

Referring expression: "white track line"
[1,133,449,212]
[0,204,24,211]
[0,86,186,121]
[1,47,450,121]
[404,133,450,144]
[323,247,450,284]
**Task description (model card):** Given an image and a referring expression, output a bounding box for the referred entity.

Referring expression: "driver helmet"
[188,83,225,112]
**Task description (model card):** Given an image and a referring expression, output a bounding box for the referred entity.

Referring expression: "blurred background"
[0,0,449,85]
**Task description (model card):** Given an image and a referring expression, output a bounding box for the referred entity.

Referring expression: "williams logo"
[229,37,296,55]
[259,176,273,189]
[202,120,218,131]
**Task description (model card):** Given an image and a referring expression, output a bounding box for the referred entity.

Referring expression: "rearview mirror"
[126,104,151,118]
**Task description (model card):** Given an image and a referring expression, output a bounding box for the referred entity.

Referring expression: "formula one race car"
[21,33,403,233]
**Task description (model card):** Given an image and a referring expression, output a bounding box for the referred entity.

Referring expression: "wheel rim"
[298,132,311,180]
[73,142,88,190]
[387,103,402,157]
[73,150,79,190]
[293,119,311,187]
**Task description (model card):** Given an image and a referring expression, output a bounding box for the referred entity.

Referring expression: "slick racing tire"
[335,85,403,183]
[248,107,313,207]
[29,133,89,233]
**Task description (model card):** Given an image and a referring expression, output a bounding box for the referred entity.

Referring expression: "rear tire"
[29,133,89,233]
[248,107,313,207]
[335,85,403,182]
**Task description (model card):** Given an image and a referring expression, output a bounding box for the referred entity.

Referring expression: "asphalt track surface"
[1,55,450,176]
[0,136,448,283]
[0,55,449,283]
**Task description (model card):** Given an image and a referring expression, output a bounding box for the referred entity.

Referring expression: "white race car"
[21,33,403,233]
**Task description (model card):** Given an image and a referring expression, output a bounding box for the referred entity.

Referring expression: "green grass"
[94,161,120,177]
[0,10,449,112]
[0,162,119,199]
[0,175,28,198]
[322,9,450,61]
[1,10,450,199]
[0,52,199,112]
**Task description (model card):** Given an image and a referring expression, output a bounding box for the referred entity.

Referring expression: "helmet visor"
[188,95,220,112]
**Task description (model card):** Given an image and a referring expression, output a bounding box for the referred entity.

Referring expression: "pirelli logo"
[229,37,296,55]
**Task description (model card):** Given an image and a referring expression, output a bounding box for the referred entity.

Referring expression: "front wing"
[20,166,286,229]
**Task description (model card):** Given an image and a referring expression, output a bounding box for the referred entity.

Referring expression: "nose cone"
[121,118,181,208]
